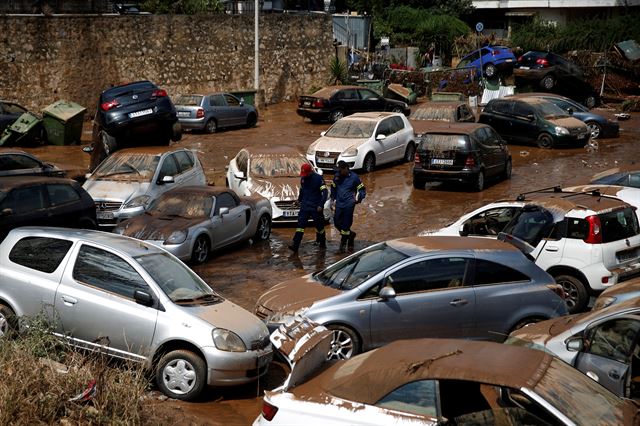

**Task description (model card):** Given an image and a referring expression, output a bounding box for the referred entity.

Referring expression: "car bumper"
[103,109,177,135]
[202,345,273,386]
[513,68,548,80]
[144,239,193,261]
[296,108,330,120]
[553,133,589,147]
[95,205,145,227]
[306,153,358,171]
[178,117,206,130]
[413,168,479,184]
[601,121,620,138]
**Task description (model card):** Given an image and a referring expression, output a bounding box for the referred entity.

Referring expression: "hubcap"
[327,330,353,360]
[588,123,600,139]
[332,111,343,122]
[258,217,270,239]
[194,239,208,263]
[162,359,197,395]
[558,280,578,310]
[0,314,8,337]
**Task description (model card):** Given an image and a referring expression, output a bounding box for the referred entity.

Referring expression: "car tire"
[0,304,17,339]
[403,143,416,163]
[554,274,589,314]
[204,119,217,134]
[536,133,554,149]
[484,63,497,78]
[503,158,512,180]
[510,317,544,334]
[191,235,210,265]
[155,349,206,401]
[540,74,556,90]
[472,171,485,192]
[362,153,376,173]
[391,106,404,113]
[327,325,360,360]
[329,109,344,123]
[413,177,426,189]
[586,121,601,139]
[253,214,271,241]
[91,129,117,172]
[246,113,257,128]
[171,122,182,142]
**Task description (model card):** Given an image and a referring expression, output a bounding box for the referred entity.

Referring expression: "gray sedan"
[174,93,258,133]
[255,236,568,359]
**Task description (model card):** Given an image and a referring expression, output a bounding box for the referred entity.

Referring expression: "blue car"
[456,45,516,78]
[511,92,619,139]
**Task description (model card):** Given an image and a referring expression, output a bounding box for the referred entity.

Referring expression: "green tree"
[140,0,223,14]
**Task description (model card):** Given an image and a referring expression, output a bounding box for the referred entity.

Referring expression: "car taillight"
[465,154,476,168]
[152,89,168,97]
[312,99,326,108]
[584,215,602,244]
[517,56,523,62]
[547,284,566,300]
[492,49,501,55]
[100,99,120,111]
[261,400,278,421]
[196,108,205,118]
[414,152,421,164]
[535,58,549,67]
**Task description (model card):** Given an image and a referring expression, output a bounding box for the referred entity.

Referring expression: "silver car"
[83,147,207,228]
[507,298,640,399]
[0,227,272,400]
[115,186,272,264]
[175,93,258,133]
[255,236,568,359]
[593,277,640,310]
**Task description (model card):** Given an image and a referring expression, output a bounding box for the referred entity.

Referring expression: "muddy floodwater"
[22,101,640,424]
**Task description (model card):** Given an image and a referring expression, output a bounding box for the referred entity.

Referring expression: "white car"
[306,112,416,173]
[227,145,330,223]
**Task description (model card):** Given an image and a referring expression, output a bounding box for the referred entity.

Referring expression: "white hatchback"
[306,112,416,173]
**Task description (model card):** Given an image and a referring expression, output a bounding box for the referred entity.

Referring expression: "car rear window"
[9,237,72,273]
[600,208,639,242]
[175,95,202,106]
[410,106,456,122]
[419,134,469,152]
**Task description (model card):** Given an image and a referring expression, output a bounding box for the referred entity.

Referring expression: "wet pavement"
[19,101,640,424]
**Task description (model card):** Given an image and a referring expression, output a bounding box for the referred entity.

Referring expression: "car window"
[2,103,27,114]
[376,380,438,417]
[224,94,240,106]
[513,103,533,118]
[46,184,81,206]
[210,95,225,107]
[358,89,378,100]
[0,154,41,171]
[173,151,194,173]
[585,318,640,363]
[599,208,640,242]
[376,118,393,137]
[462,207,518,236]
[237,150,248,175]
[490,101,511,115]
[334,89,359,100]
[175,95,202,106]
[458,105,474,121]
[391,116,405,132]
[388,257,470,294]
[214,192,237,213]
[158,154,179,178]
[629,173,640,188]
[9,237,72,273]
[1,185,47,214]
[73,245,148,298]
[502,207,556,247]
[474,259,529,285]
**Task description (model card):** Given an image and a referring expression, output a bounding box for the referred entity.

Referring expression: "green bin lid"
[42,100,87,123]
[8,112,41,133]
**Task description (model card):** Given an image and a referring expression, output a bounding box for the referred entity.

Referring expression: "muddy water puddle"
[20,102,640,424]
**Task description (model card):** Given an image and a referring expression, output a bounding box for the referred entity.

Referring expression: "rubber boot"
[316,232,326,249]
[289,231,303,254]
[339,234,349,253]
[347,231,356,250]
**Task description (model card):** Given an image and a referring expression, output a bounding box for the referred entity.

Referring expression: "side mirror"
[376,134,387,141]
[526,114,535,121]
[158,175,174,185]
[459,224,469,237]
[219,207,230,217]
[133,290,154,307]
[85,173,92,180]
[82,146,93,154]
[379,285,396,300]
[566,336,584,352]
[0,208,13,217]
[320,131,326,137]
[239,97,245,106]
[567,108,574,115]
[234,171,246,181]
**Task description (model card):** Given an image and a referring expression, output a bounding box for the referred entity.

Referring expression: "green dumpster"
[0,112,42,146]
[229,90,257,106]
[42,100,87,146]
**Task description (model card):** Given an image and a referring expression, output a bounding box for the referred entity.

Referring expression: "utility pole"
[254,0,259,92]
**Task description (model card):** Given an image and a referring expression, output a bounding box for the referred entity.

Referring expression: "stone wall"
[0,14,333,114]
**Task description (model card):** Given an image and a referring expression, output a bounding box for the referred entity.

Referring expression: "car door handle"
[449,298,468,307]
[608,370,621,380]
[545,246,559,252]
[61,295,78,306]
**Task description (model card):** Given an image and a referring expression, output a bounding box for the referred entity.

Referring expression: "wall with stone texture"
[0,14,333,114]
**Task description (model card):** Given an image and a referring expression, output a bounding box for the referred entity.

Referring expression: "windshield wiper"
[96,169,138,178]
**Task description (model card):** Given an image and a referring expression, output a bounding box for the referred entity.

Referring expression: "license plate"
[431,158,454,165]
[506,59,513,62]
[303,101,311,107]
[317,157,334,164]
[97,211,114,220]
[129,108,153,118]
[282,209,299,217]
[519,66,530,70]
[177,111,190,117]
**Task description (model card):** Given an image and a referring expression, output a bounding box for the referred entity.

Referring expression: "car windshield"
[535,101,569,119]
[420,134,469,151]
[134,252,222,304]
[502,207,556,247]
[532,358,627,425]
[175,95,203,106]
[92,153,160,182]
[410,107,456,122]
[313,243,408,290]
[325,120,376,138]
[250,154,308,178]
[149,193,213,218]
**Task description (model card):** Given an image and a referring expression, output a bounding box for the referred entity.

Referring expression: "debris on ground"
[68,379,97,403]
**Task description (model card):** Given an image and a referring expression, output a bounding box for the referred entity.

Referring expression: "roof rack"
[515,185,563,201]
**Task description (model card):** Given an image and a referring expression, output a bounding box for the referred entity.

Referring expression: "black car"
[412,123,511,192]
[513,51,599,108]
[0,149,66,178]
[296,85,410,123]
[89,80,182,171]
[0,101,28,133]
[0,176,96,241]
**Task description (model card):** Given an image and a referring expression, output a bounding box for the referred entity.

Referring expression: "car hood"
[510,315,578,345]
[548,117,587,129]
[248,176,299,201]
[256,276,341,315]
[311,136,368,153]
[118,214,204,241]
[83,179,149,202]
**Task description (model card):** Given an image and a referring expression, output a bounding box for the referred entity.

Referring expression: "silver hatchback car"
[0,227,272,400]
[255,236,568,359]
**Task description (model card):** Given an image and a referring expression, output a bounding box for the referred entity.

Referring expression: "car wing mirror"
[566,336,584,352]
[459,224,469,236]
[82,146,93,154]
[133,290,154,307]
[239,97,245,106]
[379,285,396,300]
[159,175,175,185]
[376,134,387,141]
[85,172,92,180]
[526,114,535,121]
[234,171,246,181]
[320,131,326,136]
[1,208,13,217]
[219,207,230,217]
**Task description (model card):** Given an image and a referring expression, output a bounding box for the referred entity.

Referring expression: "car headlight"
[113,226,125,235]
[554,126,569,135]
[307,144,317,156]
[164,230,187,245]
[124,195,151,209]
[342,145,358,157]
[593,296,616,310]
[212,328,246,352]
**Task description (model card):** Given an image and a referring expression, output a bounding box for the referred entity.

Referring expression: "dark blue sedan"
[456,45,516,78]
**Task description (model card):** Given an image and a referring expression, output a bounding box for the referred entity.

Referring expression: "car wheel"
[554,274,589,314]
[329,109,344,123]
[403,143,416,163]
[253,214,271,241]
[536,133,554,149]
[362,153,376,173]
[156,349,206,401]
[327,325,360,360]
[503,158,512,180]
[90,129,117,171]
[586,121,601,139]
[484,63,497,78]
[246,113,257,128]
[191,235,210,265]
[413,177,426,189]
[540,74,555,90]
[510,317,544,333]
[585,95,597,109]
[391,106,404,113]
[204,119,217,134]
[171,122,182,142]
[0,304,17,339]
[472,171,485,192]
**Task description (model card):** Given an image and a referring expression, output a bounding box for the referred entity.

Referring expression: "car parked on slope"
[306,112,416,173]
[408,100,475,137]
[0,177,96,241]
[591,165,640,189]
[174,93,258,133]
[479,97,589,148]
[296,86,410,123]
[115,186,272,264]
[412,123,511,192]
[255,236,567,360]
[456,45,516,78]
[507,298,640,399]
[83,147,207,228]
[0,227,272,401]
[227,146,331,223]
[514,51,599,108]
[0,101,28,133]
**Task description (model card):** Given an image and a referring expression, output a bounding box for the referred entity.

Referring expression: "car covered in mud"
[255,326,638,425]
[255,236,567,360]
[591,165,640,189]
[562,184,640,220]
[174,93,258,133]
[114,186,272,264]
[0,227,272,401]
[409,101,476,137]
[83,147,207,228]
[227,146,330,223]
[593,276,640,310]
[0,148,84,180]
[507,298,640,399]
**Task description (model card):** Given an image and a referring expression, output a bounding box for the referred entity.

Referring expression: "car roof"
[0,176,75,191]
[415,101,464,109]
[522,191,631,215]
[0,148,31,155]
[417,122,489,135]
[592,165,640,180]
[242,145,304,156]
[113,146,192,156]
[344,112,401,121]
[291,338,553,405]
[309,86,364,97]
[508,92,576,103]
[387,236,519,256]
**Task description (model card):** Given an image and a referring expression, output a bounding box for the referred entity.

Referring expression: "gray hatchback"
[255,236,568,359]
[174,93,258,133]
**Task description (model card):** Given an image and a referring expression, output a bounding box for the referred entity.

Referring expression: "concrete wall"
[0,14,333,114]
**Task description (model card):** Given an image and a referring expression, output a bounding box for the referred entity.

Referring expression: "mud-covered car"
[255,329,638,425]
[591,166,640,189]
[409,101,475,137]
[593,277,640,310]
[562,184,640,221]
[227,145,330,223]
[174,93,258,133]
[115,186,272,264]
[0,227,272,401]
